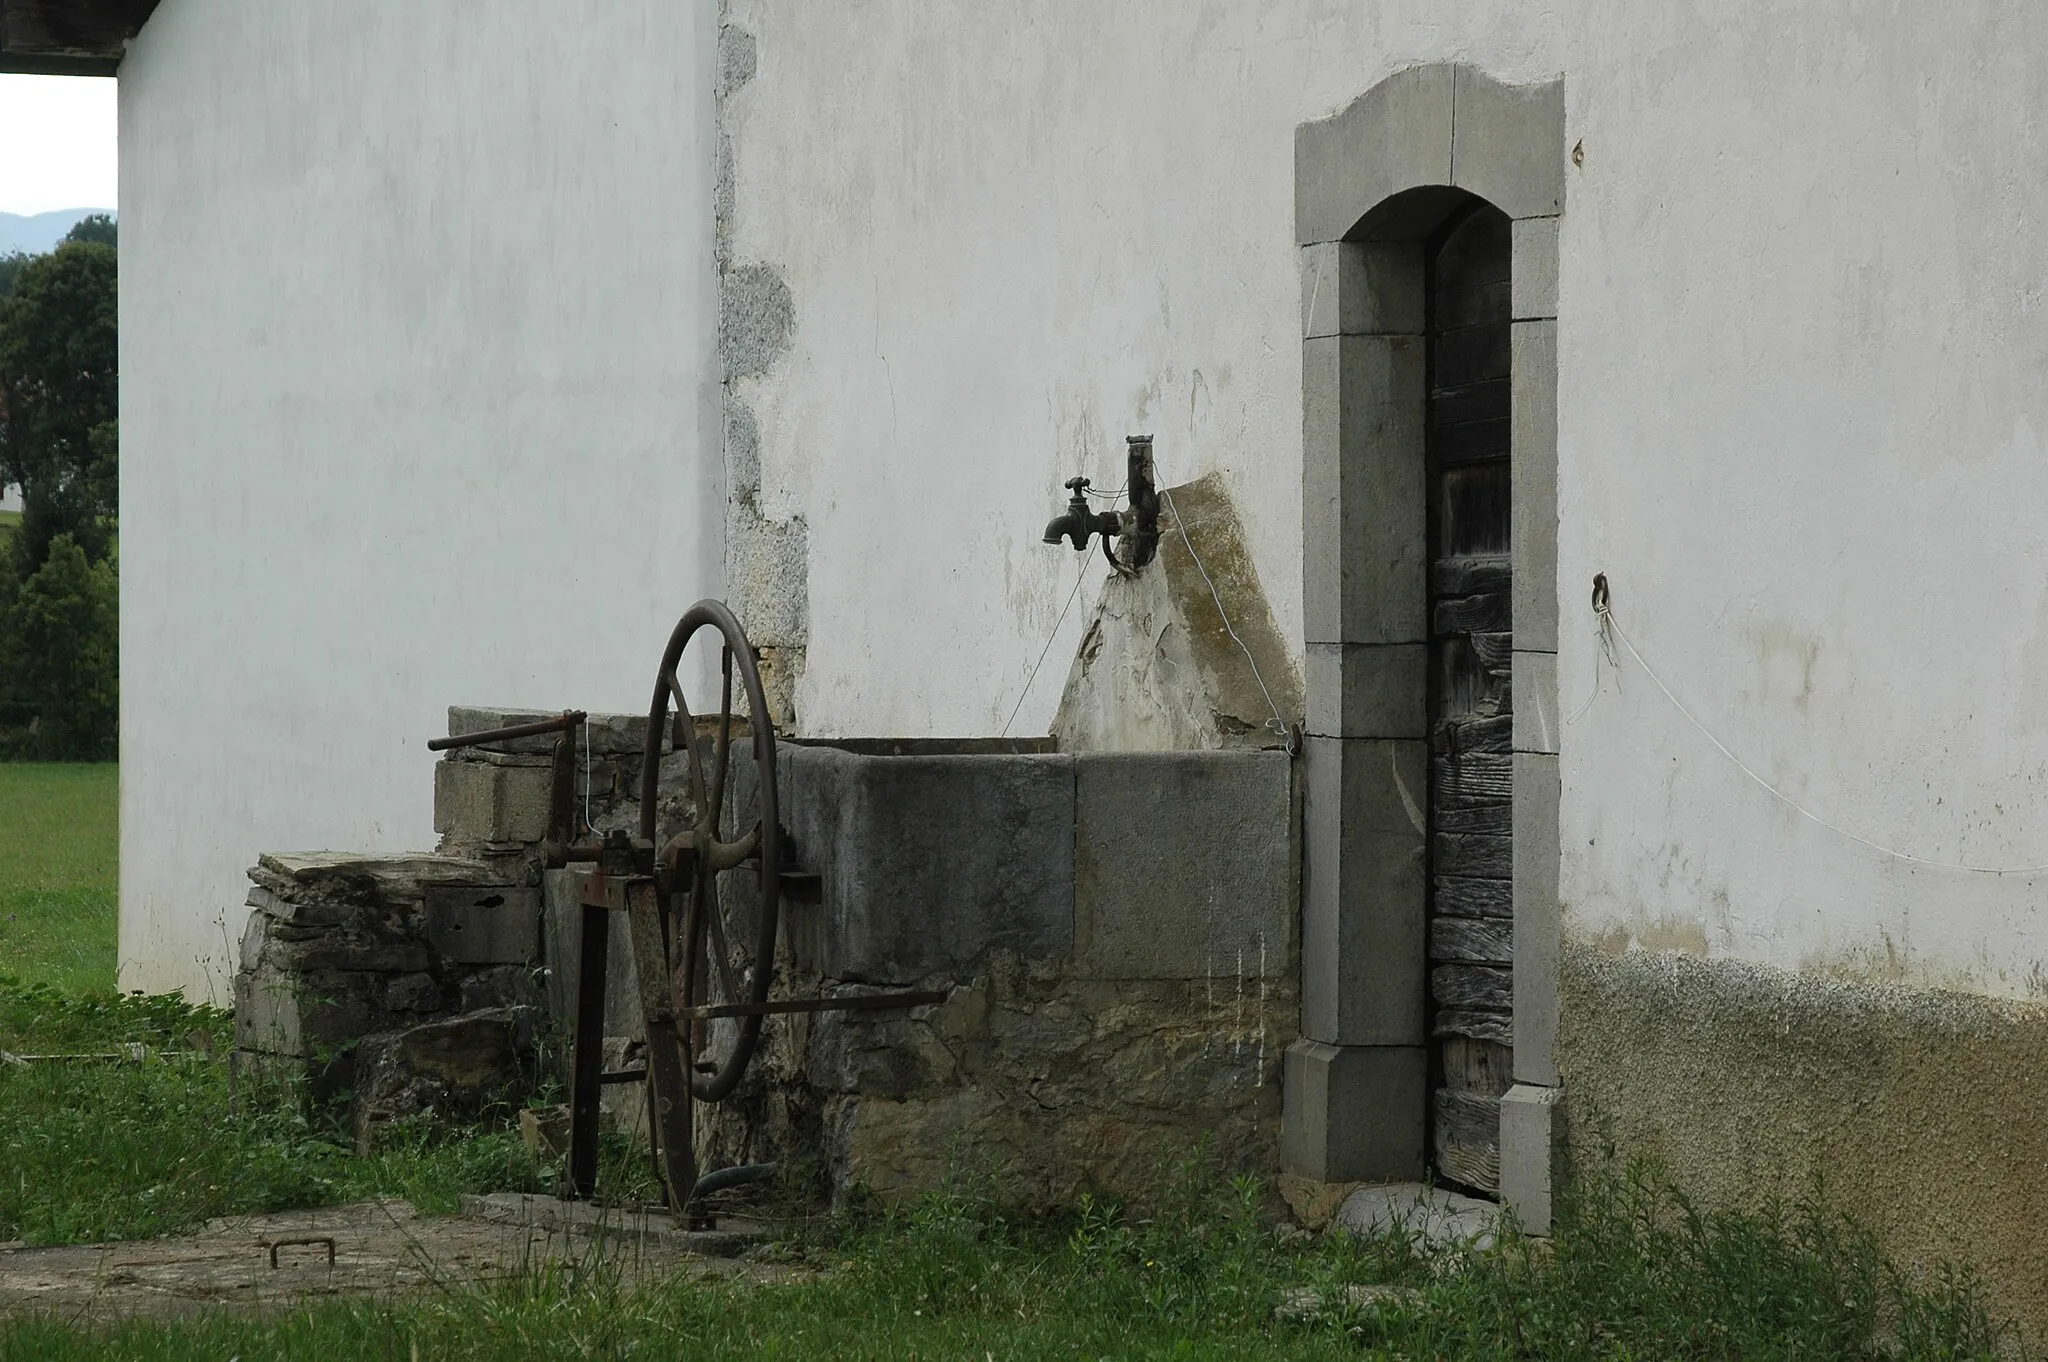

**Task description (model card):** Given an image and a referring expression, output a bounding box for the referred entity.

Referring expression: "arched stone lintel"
[1295,64,1565,246]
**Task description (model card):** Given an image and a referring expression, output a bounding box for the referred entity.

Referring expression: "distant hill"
[0,209,114,256]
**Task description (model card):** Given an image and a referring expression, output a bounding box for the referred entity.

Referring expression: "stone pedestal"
[1499,1082,1564,1233]
[1280,1040,1425,1183]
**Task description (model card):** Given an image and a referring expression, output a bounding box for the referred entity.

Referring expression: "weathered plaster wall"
[725,0,2048,993]
[1560,947,2048,1340]
[118,0,721,999]
[1555,5,2048,1004]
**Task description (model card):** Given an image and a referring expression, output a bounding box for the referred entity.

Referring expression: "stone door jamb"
[1282,62,1565,1230]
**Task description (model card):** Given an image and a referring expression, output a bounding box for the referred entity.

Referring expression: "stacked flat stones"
[232,851,542,1142]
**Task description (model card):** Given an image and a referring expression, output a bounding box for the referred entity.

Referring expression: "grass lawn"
[0,762,563,1248]
[0,762,117,992]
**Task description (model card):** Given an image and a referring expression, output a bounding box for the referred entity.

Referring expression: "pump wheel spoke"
[709,648,735,833]
[665,669,711,819]
[698,876,741,1008]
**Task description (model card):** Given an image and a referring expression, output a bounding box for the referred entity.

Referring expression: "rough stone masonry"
[231,852,543,1150]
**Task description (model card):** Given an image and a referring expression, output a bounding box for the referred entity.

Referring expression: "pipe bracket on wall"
[1121,435,1160,570]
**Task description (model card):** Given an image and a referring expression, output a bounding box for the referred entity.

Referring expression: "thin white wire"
[1158,484,1299,755]
[1593,601,2048,877]
[582,716,593,834]
[1563,605,1619,727]
[1001,556,1092,739]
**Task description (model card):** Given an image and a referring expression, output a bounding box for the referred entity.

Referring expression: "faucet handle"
[1064,476,1091,495]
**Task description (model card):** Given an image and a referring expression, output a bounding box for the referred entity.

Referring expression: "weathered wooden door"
[1425,202,1514,1193]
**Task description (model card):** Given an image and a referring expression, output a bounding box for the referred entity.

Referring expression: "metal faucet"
[1039,436,1161,575]
[1042,477,1118,551]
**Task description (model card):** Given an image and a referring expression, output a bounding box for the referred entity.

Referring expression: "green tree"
[0,228,120,761]
[0,239,118,574]
[2,534,118,760]
[62,213,116,248]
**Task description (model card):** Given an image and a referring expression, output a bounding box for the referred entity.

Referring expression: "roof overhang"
[0,0,160,76]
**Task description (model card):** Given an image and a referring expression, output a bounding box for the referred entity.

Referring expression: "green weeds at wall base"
[0,1035,2013,1361]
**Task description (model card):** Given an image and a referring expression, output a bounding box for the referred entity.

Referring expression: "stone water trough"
[233,710,1300,1201]
[757,739,1298,1199]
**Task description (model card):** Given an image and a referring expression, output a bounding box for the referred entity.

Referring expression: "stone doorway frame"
[1281,64,1565,1230]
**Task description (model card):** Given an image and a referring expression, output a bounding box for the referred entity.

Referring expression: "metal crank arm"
[681,989,949,1022]
[702,822,761,873]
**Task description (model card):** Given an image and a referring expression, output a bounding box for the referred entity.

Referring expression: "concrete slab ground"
[0,1199,804,1323]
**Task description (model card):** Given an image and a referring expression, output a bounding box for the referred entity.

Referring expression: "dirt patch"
[0,1198,803,1323]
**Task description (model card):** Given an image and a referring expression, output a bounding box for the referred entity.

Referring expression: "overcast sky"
[0,75,117,214]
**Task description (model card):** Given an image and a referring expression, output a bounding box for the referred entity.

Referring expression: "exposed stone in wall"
[717,23,756,100]
[703,958,1292,1206]
[715,18,807,731]
[719,265,794,383]
[722,402,808,728]
[727,497,808,719]
[1054,473,1303,752]
[433,706,659,869]
[713,16,754,267]
[351,1006,537,1154]
[724,400,762,502]
[722,374,808,730]
[1560,944,2048,1346]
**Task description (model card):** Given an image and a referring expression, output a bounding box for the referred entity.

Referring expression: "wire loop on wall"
[1575,573,2048,877]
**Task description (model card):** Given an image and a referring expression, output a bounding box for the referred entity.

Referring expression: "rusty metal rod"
[682,990,948,1022]
[269,1235,336,1269]
[427,710,587,752]
[565,895,610,1200]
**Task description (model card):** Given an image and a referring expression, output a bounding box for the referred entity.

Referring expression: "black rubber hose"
[691,1162,777,1200]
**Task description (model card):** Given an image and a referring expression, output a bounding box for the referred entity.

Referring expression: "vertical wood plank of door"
[1426,202,1514,1196]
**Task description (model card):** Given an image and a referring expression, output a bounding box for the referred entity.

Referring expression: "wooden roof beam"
[0,0,159,75]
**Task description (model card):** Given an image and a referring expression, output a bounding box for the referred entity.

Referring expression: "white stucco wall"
[1556,1,2048,999]
[119,0,721,999]
[725,2,2048,998]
